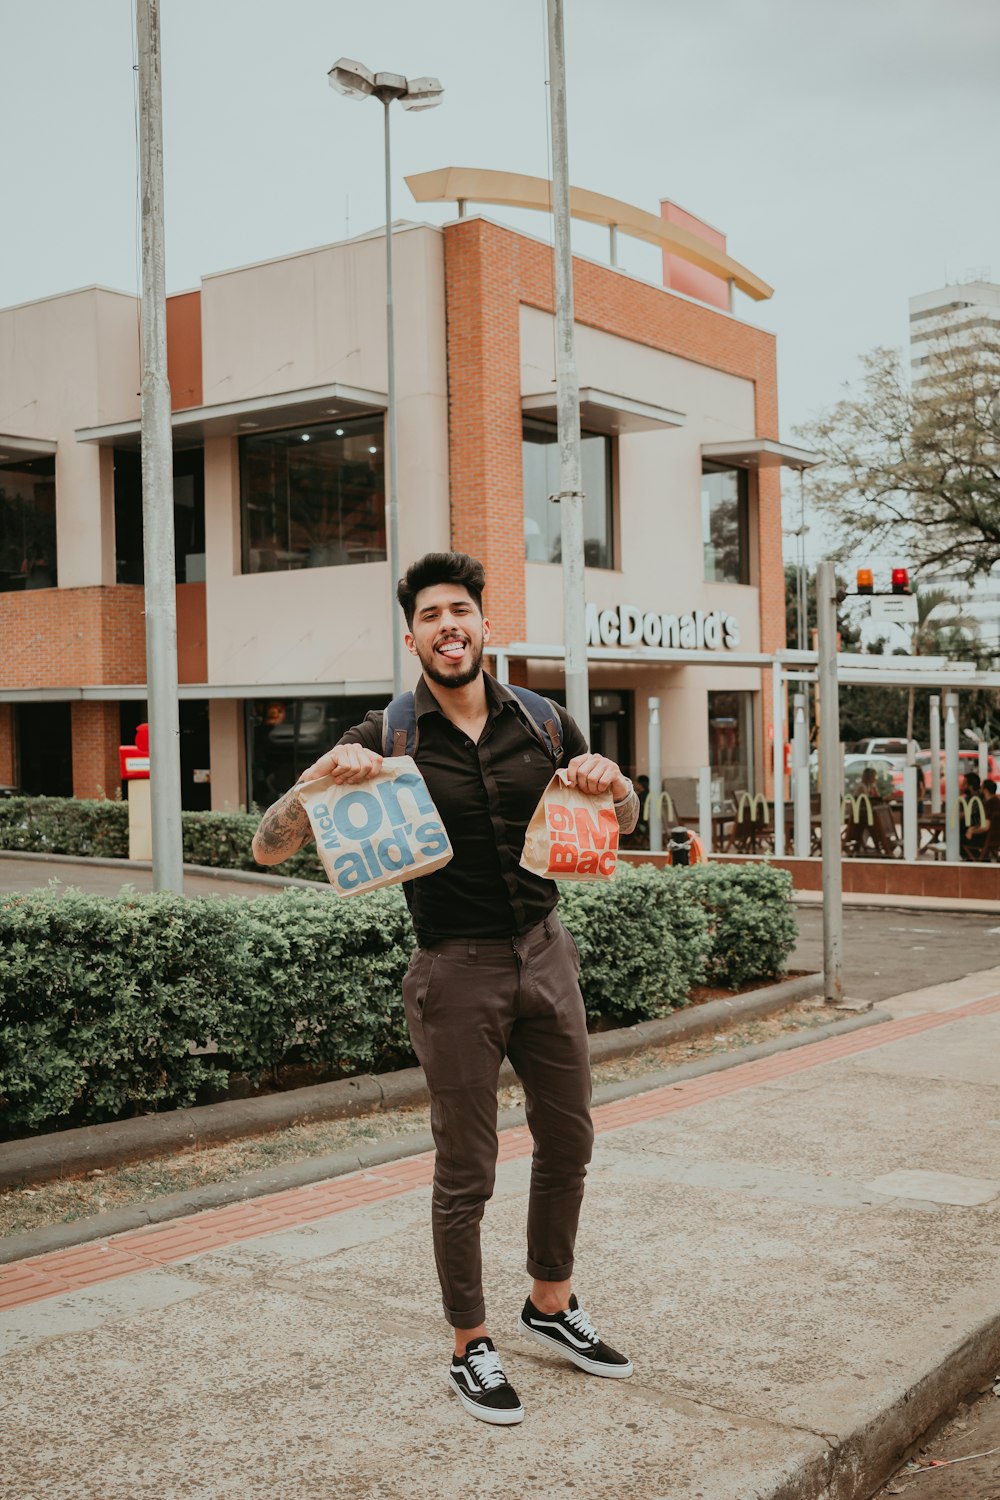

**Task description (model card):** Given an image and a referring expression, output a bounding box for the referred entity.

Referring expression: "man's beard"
[419,635,485,690]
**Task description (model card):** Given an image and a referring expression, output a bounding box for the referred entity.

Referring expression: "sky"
[2,0,999,565]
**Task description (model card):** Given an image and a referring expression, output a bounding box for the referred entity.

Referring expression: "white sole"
[448,1373,525,1425]
[517,1316,634,1378]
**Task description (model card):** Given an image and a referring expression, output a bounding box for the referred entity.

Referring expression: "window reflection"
[0,456,57,593]
[240,418,385,574]
[246,696,390,810]
[114,448,206,584]
[709,689,754,800]
[523,420,613,568]
[701,464,749,584]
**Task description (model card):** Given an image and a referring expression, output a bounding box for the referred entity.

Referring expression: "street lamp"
[328,58,444,698]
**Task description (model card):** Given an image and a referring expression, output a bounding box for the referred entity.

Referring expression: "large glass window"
[523,420,613,568]
[240,418,385,574]
[246,695,391,810]
[114,447,206,584]
[709,689,754,801]
[0,456,57,592]
[701,463,749,584]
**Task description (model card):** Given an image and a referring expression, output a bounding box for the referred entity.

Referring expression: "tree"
[799,324,1000,580]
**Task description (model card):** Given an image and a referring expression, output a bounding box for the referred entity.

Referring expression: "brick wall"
[0,584,206,689]
[71,701,122,799]
[443,217,784,787]
[0,587,146,689]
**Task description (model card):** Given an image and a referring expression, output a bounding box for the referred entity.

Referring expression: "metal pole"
[771,658,785,856]
[648,697,662,853]
[944,690,960,862]
[979,739,988,780]
[793,692,810,858]
[929,694,941,813]
[697,765,712,854]
[608,224,618,267]
[136,0,183,896]
[903,765,918,862]
[546,0,590,743]
[816,561,843,1004]
[383,100,403,698]
[797,471,807,652]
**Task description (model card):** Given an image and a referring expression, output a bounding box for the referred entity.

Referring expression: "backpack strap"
[506,684,564,766]
[382,682,564,765]
[382,692,418,758]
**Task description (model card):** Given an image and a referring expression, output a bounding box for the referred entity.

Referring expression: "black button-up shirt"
[337,674,589,944]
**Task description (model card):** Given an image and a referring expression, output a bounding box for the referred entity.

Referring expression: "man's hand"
[565,753,630,802]
[299,743,383,785]
[251,743,383,866]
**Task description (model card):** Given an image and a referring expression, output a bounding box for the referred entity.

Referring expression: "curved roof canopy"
[406,167,773,303]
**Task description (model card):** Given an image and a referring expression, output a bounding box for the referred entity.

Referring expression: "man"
[253,551,639,1426]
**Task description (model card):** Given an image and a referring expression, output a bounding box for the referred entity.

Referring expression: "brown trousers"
[401,913,594,1329]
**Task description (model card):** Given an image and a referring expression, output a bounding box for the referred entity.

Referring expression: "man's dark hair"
[396,552,486,629]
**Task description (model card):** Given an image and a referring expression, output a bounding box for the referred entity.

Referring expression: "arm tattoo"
[252,785,313,863]
[613,787,640,836]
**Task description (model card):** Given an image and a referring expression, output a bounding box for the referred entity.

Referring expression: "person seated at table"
[963,770,982,798]
[966,778,1000,858]
[858,766,883,802]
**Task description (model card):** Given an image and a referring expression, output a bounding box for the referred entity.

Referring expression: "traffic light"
[850,566,911,596]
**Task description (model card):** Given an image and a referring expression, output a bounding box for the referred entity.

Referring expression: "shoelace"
[565,1304,599,1344]
[466,1346,508,1391]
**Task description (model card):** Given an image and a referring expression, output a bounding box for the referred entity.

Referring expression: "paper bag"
[297,755,453,898]
[520,768,619,882]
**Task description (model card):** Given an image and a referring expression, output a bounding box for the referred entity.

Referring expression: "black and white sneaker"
[448,1337,525,1425]
[518,1294,633,1378]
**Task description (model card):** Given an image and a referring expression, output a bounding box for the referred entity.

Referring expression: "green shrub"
[221,887,414,1081]
[0,798,326,881]
[559,864,710,1023]
[0,887,236,1133]
[679,862,798,988]
[0,797,129,857]
[0,846,799,1137]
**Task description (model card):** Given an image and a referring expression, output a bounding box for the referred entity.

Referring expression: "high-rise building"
[908,279,1000,387]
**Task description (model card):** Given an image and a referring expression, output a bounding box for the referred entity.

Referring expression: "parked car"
[851,738,917,758]
[916,749,1000,797]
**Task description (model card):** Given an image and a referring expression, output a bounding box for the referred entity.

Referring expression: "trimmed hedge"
[0,796,325,881]
[0,863,797,1138]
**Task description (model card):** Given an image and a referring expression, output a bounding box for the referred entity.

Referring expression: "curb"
[0,1006,880,1265]
[785,1308,1000,1500]
[0,972,823,1193]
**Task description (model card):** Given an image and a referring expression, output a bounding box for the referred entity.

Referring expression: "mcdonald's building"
[0,169,816,817]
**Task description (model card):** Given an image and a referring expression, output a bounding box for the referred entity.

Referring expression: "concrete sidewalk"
[4,970,1000,1499]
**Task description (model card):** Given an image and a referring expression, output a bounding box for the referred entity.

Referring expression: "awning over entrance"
[522,388,685,436]
[74,382,388,451]
[700,438,823,471]
[0,434,58,462]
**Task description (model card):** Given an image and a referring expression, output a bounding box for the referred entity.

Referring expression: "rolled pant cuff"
[444,1299,487,1330]
[526,1256,575,1281]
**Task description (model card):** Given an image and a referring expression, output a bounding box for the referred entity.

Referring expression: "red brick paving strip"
[4,994,999,1311]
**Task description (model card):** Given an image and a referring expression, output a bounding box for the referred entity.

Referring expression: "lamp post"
[328,59,443,697]
[545,0,590,742]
